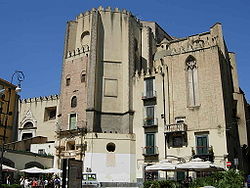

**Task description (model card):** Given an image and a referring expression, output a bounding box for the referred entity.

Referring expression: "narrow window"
[71,96,77,108]
[144,78,155,98]
[66,77,70,86]
[69,113,77,130]
[196,135,208,155]
[186,56,199,107]
[145,106,155,126]
[145,133,155,155]
[81,72,86,83]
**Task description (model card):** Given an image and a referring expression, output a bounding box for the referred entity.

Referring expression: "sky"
[0,0,249,100]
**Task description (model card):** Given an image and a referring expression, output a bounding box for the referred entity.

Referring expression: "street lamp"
[0,71,24,185]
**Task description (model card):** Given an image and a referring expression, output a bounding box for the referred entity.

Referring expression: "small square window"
[38,149,45,155]
[44,107,57,121]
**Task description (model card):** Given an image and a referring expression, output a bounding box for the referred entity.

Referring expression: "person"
[32,178,38,188]
[6,175,11,185]
[24,178,30,188]
[20,176,25,188]
[54,176,60,188]
[44,178,48,188]
[247,174,250,188]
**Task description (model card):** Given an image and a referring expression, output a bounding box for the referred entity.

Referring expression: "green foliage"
[144,180,180,188]
[144,180,160,188]
[0,184,21,188]
[189,170,244,188]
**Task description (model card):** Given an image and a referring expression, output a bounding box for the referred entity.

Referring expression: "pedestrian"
[44,178,48,188]
[32,178,38,188]
[24,178,30,188]
[6,175,11,185]
[54,176,60,188]
[20,176,25,188]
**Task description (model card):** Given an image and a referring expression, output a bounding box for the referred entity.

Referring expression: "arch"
[185,55,199,107]
[71,96,77,108]
[81,31,90,45]
[3,158,15,167]
[185,55,197,70]
[25,161,44,169]
[23,122,33,128]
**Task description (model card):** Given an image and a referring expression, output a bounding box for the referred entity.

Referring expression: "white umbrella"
[20,167,45,174]
[176,158,224,171]
[3,164,18,172]
[43,168,62,174]
[146,160,177,171]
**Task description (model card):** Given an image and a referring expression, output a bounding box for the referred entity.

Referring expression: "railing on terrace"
[164,123,187,133]
[142,146,159,156]
[142,90,157,100]
[143,118,158,127]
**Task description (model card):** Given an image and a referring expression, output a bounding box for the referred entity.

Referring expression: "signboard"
[226,161,232,167]
[62,158,83,188]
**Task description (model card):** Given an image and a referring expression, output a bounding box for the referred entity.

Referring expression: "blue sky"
[0,0,249,100]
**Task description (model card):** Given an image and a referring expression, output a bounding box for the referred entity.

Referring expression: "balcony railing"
[142,90,157,100]
[192,146,214,162]
[142,146,159,156]
[143,118,158,127]
[164,123,187,133]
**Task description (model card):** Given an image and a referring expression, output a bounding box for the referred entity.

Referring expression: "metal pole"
[0,88,11,185]
[161,72,167,159]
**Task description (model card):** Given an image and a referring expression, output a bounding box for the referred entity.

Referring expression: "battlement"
[20,94,60,103]
[65,44,90,59]
[77,6,133,19]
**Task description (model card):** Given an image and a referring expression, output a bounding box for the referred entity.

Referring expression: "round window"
[106,142,116,152]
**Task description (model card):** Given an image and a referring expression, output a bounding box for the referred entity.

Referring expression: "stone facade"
[56,7,250,185]
[18,95,59,141]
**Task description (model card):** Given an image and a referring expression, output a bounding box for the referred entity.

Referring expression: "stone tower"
[58,7,170,134]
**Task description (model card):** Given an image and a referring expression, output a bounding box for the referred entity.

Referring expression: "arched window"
[186,56,199,107]
[66,75,70,86]
[81,31,90,45]
[71,96,77,108]
[23,122,33,128]
[81,71,86,83]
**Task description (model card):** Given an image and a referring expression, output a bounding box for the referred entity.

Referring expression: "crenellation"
[65,45,90,59]
[98,6,104,11]
[114,7,119,12]
[105,6,112,12]
[20,95,60,103]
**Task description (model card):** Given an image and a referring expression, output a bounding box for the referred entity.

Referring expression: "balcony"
[143,118,158,127]
[142,90,157,100]
[192,146,214,162]
[142,146,159,156]
[164,123,187,133]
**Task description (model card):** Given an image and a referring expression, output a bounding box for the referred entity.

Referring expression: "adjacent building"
[0,78,19,145]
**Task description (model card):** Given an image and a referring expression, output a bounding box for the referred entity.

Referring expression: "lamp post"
[0,71,24,185]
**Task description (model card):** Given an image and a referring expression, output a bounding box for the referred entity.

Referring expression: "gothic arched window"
[186,56,199,107]
[71,96,77,108]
